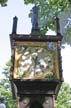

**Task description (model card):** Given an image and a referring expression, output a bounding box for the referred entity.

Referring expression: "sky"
[0,0,71,86]
[0,0,33,71]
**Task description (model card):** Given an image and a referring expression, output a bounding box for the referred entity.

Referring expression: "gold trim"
[15,41,47,47]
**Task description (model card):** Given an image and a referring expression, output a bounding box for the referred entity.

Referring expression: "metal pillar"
[43,96,54,108]
[17,95,55,108]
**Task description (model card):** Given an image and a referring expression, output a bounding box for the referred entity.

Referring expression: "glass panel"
[14,42,59,80]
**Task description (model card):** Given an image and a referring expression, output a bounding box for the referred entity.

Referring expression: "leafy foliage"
[2,61,11,77]
[24,0,71,44]
[57,83,71,108]
[0,61,17,108]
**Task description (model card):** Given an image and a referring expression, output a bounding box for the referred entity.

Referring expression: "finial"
[31,5,40,34]
[12,16,18,34]
[56,17,61,36]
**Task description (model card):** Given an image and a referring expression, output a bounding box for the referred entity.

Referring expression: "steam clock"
[10,6,63,108]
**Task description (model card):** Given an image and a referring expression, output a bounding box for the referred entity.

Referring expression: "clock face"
[13,41,59,80]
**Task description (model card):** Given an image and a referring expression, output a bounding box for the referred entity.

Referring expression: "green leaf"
[0,0,8,6]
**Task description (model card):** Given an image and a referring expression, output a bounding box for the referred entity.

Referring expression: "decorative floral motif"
[14,42,58,80]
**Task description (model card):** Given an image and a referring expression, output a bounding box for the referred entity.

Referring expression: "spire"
[31,5,40,34]
[12,16,18,34]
